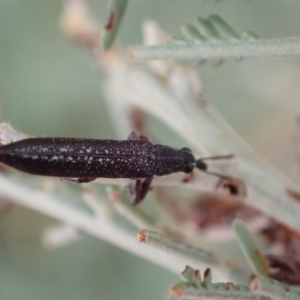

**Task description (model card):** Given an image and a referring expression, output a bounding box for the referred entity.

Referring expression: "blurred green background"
[1,0,300,299]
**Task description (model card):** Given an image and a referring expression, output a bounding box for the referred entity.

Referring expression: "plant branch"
[138,229,250,282]
[170,266,268,300]
[251,276,300,300]
[138,229,220,267]
[0,173,203,275]
[129,37,300,61]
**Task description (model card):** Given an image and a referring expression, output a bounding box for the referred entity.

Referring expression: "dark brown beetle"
[0,132,231,204]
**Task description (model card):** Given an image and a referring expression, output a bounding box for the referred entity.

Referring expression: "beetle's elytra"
[0,133,231,205]
[0,137,195,178]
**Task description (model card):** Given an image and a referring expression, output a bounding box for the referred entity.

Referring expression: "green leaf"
[233,220,269,277]
[181,24,207,43]
[208,15,240,41]
[196,17,221,41]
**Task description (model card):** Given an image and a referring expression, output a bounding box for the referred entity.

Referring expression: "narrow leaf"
[196,17,221,41]
[208,15,240,41]
[101,0,128,50]
[181,24,207,43]
[233,220,269,277]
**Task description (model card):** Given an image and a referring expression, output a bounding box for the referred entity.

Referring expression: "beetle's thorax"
[153,144,195,176]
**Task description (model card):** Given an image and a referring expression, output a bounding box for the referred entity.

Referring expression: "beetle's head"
[196,159,207,171]
[195,154,234,179]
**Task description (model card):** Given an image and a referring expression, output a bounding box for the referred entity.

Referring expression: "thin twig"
[129,37,300,61]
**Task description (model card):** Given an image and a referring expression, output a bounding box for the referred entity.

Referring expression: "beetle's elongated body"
[0,138,195,179]
[0,134,231,205]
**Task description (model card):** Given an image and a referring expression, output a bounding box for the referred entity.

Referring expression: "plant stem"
[129,37,300,61]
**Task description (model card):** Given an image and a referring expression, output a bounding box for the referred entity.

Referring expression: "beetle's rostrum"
[0,134,232,205]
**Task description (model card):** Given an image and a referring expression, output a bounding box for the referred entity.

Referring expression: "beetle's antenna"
[198,154,234,161]
[195,154,234,179]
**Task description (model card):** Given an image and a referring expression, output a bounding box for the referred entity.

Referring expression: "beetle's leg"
[130,177,153,206]
[61,177,97,183]
[128,131,152,205]
[128,131,149,141]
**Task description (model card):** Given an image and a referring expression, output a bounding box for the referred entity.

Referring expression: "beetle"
[0,132,232,205]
